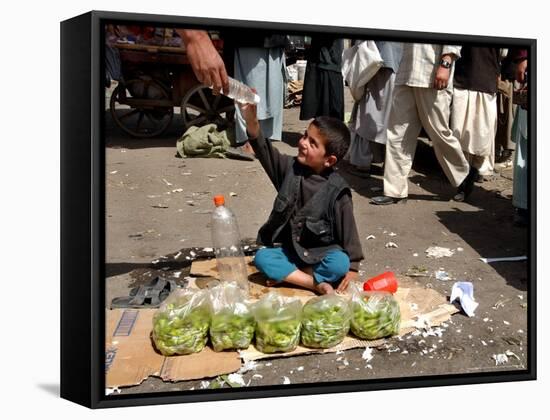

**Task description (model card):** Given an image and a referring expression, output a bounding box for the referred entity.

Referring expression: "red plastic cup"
[363,271,398,294]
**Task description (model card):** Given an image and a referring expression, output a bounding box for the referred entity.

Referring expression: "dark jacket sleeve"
[333,192,364,271]
[248,132,293,191]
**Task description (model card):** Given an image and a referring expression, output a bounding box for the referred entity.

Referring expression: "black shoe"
[370,195,407,205]
[475,173,494,183]
[496,149,513,163]
[455,166,478,202]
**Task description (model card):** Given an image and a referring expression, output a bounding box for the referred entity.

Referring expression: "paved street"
[105,89,529,394]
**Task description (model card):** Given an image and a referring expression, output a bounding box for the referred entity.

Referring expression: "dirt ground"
[105,88,529,395]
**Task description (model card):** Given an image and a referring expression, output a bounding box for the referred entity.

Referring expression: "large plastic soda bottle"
[211,195,250,294]
[212,76,260,105]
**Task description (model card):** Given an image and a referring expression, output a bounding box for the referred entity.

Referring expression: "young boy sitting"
[238,102,364,295]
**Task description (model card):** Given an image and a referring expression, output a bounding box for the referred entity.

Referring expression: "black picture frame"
[60,10,536,409]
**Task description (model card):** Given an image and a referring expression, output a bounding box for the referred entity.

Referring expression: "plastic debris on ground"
[224,373,248,387]
[238,360,259,374]
[435,270,452,281]
[362,347,374,362]
[105,387,121,396]
[492,353,509,365]
[385,242,398,248]
[282,376,291,384]
[425,246,455,258]
[366,235,376,240]
[492,298,511,309]
[450,281,479,317]
[505,350,520,360]
[406,265,429,277]
[422,327,445,337]
[479,255,527,263]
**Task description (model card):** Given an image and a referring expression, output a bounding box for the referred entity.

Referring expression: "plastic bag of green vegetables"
[209,282,255,351]
[350,282,400,340]
[252,292,302,353]
[301,295,351,348]
[152,289,211,356]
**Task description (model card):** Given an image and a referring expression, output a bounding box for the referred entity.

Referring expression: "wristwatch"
[439,59,452,69]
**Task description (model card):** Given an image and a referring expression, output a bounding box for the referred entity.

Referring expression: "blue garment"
[254,247,350,284]
[512,107,528,210]
[375,41,403,73]
[234,47,285,143]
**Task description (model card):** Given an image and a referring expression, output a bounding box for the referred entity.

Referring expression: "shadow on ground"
[37,383,59,397]
[338,139,528,289]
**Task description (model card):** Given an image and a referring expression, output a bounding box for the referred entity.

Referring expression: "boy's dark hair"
[311,116,351,162]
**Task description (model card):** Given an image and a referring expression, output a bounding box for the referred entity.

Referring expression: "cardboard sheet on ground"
[239,286,458,361]
[105,278,457,388]
[105,309,241,388]
[191,256,259,278]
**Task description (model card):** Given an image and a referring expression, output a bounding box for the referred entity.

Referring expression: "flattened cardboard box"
[105,283,458,388]
[105,309,241,388]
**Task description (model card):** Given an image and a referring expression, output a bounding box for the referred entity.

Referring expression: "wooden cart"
[109,43,234,138]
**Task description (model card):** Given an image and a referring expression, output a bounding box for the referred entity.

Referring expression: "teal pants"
[254,247,350,284]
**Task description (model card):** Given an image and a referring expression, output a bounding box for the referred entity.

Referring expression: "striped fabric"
[395,43,461,88]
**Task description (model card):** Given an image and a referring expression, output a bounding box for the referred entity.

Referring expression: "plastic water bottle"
[211,195,250,294]
[213,76,260,104]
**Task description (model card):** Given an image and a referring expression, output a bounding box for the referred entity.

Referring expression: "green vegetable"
[210,309,255,351]
[255,316,301,353]
[252,292,302,353]
[301,295,351,348]
[152,291,211,356]
[350,292,400,340]
[209,282,255,352]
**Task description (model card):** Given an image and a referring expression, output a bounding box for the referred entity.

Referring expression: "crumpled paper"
[426,246,455,258]
[450,282,479,317]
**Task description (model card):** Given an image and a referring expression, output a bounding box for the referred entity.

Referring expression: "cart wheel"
[110,78,174,138]
[180,85,235,131]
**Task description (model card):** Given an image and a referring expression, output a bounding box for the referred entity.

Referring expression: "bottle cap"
[213,195,225,206]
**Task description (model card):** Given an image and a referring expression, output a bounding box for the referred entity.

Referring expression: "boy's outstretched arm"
[237,102,292,191]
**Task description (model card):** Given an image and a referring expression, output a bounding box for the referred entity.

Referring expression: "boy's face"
[297,124,337,173]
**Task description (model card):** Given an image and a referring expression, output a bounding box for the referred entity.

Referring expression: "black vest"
[257,159,351,264]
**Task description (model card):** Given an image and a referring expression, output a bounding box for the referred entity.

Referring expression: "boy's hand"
[237,91,260,138]
[336,271,358,293]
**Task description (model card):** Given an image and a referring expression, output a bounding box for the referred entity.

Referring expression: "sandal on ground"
[370,195,407,205]
[225,146,256,161]
[110,276,177,309]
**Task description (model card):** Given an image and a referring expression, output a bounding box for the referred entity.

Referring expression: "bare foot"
[315,282,335,295]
